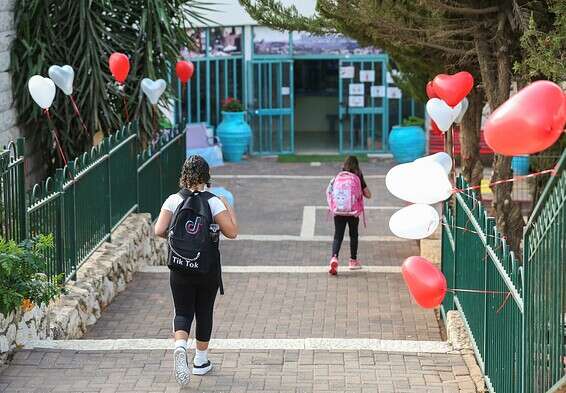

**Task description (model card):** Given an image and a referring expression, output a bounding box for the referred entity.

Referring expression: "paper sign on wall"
[281,87,290,96]
[387,87,402,99]
[340,66,355,79]
[349,83,364,95]
[371,85,385,98]
[349,96,364,107]
[359,70,375,83]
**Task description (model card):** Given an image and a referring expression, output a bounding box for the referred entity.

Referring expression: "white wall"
[187,0,317,27]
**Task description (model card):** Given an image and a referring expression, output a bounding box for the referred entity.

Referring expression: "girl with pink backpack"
[326,156,372,275]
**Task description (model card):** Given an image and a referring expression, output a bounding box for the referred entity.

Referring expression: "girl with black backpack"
[154,155,238,386]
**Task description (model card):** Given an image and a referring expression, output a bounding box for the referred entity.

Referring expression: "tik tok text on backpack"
[167,190,220,275]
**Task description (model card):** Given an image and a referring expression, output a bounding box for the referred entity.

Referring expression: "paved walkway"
[0,158,477,392]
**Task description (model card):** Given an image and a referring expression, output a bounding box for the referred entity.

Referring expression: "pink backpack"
[326,171,364,217]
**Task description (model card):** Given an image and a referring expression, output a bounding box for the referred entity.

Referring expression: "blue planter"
[388,125,426,163]
[216,111,252,162]
[511,156,529,175]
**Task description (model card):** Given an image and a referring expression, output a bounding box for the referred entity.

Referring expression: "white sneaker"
[173,347,190,386]
[193,360,213,375]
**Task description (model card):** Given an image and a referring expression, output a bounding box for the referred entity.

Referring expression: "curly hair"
[179,155,211,190]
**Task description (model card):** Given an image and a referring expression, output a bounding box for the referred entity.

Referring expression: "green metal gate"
[247,60,294,154]
[338,57,389,153]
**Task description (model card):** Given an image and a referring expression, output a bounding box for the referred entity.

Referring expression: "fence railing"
[2,122,186,282]
[441,149,566,393]
[523,150,566,393]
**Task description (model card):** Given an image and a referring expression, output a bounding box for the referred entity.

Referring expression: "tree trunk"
[473,10,525,255]
[459,87,483,189]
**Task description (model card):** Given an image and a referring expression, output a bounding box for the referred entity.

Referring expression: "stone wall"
[0,213,167,364]
[0,0,17,148]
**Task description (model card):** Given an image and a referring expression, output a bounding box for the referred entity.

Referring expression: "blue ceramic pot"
[511,156,529,175]
[388,125,426,163]
[216,111,252,162]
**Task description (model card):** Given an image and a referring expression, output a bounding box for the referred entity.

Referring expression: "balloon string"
[69,96,89,136]
[450,126,456,184]
[447,289,512,313]
[452,167,557,194]
[43,109,74,181]
[440,221,500,239]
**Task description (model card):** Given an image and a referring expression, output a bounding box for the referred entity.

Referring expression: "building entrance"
[294,60,339,154]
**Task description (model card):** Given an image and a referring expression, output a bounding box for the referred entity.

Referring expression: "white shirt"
[162,193,227,219]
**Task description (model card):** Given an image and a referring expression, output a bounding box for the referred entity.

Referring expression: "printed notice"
[349,83,364,95]
[387,87,402,99]
[281,87,290,96]
[371,85,385,98]
[339,66,355,79]
[348,96,364,107]
[359,70,375,83]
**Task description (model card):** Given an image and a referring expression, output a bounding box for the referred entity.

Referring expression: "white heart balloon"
[48,65,74,96]
[454,97,469,124]
[28,75,56,109]
[385,161,453,204]
[389,204,440,240]
[141,78,166,105]
[426,98,459,132]
[415,152,452,175]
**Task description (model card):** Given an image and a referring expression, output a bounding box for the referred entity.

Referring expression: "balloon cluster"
[28,53,196,114]
[386,152,453,309]
[402,75,566,310]
[425,72,473,132]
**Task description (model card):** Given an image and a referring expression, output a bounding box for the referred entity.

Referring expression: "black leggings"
[170,271,219,342]
[332,216,359,259]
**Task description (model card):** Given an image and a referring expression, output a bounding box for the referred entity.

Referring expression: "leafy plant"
[11,0,213,174]
[401,116,424,127]
[221,97,244,112]
[0,235,64,315]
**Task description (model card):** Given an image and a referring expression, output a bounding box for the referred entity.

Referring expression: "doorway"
[294,60,339,154]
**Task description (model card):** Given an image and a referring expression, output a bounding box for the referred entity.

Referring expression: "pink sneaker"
[328,257,338,275]
[349,259,362,270]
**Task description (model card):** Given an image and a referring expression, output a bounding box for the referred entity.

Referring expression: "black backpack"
[167,189,222,281]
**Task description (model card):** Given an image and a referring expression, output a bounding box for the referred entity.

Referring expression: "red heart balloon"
[484,81,566,156]
[402,256,447,309]
[432,71,474,107]
[109,52,130,84]
[426,81,438,99]
[430,120,441,134]
[176,60,194,84]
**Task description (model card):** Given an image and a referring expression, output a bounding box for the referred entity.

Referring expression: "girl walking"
[154,155,238,386]
[326,156,371,275]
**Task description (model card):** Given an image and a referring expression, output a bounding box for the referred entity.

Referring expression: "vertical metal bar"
[215,60,220,125]
[196,61,201,123]
[16,139,26,241]
[268,62,273,152]
[233,58,238,98]
[338,60,343,153]
[187,77,192,124]
[278,61,283,152]
[289,60,295,153]
[205,59,211,124]
[224,59,229,100]
[258,63,263,153]
[382,59,389,151]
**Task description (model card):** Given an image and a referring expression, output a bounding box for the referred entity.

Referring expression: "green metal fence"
[441,148,566,393]
[137,126,186,221]
[2,122,186,282]
[523,151,566,393]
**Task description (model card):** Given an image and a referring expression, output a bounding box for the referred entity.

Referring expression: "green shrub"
[0,235,64,315]
[401,116,425,127]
